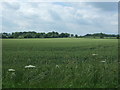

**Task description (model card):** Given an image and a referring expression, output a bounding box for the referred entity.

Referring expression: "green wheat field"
[2,38,118,88]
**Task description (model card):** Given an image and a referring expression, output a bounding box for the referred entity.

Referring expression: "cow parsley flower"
[101,61,106,63]
[25,65,36,68]
[92,54,98,56]
[8,69,15,72]
[56,65,59,68]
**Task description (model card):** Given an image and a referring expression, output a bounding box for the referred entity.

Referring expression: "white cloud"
[1,2,118,35]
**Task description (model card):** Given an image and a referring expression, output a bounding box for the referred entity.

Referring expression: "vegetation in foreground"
[2,38,118,88]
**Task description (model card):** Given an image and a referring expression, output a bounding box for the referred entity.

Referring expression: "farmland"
[2,38,118,88]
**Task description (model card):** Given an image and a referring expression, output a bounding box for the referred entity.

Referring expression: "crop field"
[2,38,118,88]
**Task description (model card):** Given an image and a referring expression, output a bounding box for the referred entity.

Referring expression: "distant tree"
[70,34,74,37]
[2,33,9,38]
[59,33,69,38]
[24,33,33,38]
[117,34,119,39]
[100,33,104,39]
[12,32,20,38]
[0,33,2,38]
[18,36,24,39]
[85,34,92,37]
[40,33,46,38]
[64,33,70,37]
[53,32,59,38]
[45,31,59,38]
[79,36,83,38]
[35,33,40,38]
[75,34,78,38]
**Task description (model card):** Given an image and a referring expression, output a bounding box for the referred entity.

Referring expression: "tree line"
[1,31,72,38]
[84,33,119,39]
[0,31,119,39]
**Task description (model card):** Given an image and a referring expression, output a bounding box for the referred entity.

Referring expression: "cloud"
[88,2,118,12]
[2,2,118,35]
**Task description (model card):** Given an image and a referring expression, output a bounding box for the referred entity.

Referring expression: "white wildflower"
[56,65,59,68]
[8,69,15,72]
[101,61,106,63]
[92,54,98,56]
[100,59,106,63]
[25,65,36,68]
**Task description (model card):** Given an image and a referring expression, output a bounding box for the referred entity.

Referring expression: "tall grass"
[2,38,118,88]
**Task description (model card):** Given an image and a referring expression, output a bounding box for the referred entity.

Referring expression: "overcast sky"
[1,2,118,35]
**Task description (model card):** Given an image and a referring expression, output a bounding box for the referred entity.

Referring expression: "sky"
[1,1,118,35]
